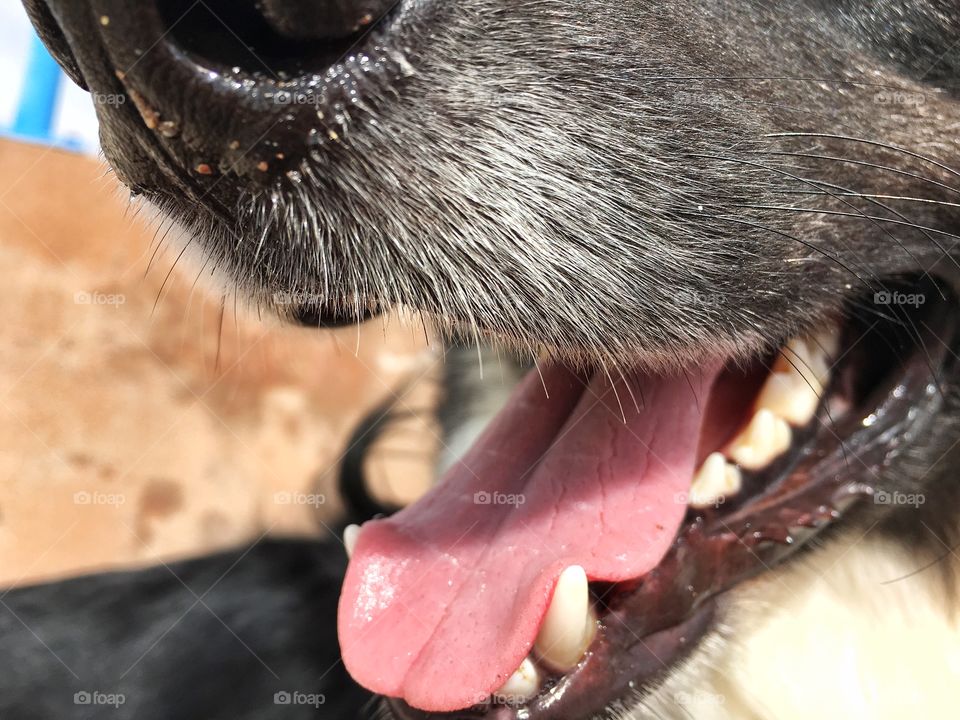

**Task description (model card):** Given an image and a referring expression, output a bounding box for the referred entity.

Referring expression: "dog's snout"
[257,0,395,41]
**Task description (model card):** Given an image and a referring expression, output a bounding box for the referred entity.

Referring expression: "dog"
[17,0,960,718]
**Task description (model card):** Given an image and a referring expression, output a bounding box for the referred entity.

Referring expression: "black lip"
[290,301,384,329]
[385,279,960,720]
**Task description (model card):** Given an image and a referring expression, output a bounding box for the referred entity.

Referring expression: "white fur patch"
[631,526,960,719]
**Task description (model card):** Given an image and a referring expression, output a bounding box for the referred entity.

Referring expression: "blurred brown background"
[0,137,438,586]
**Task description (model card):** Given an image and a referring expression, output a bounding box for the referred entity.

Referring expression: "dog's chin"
[337,275,957,720]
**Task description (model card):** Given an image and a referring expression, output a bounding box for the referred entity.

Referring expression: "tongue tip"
[339,526,558,712]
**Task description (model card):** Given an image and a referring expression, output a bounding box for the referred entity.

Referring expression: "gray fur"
[37,0,960,370]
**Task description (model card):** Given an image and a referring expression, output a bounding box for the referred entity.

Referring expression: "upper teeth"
[690,452,742,509]
[689,327,839,507]
[726,408,792,470]
[758,332,837,427]
[754,370,821,427]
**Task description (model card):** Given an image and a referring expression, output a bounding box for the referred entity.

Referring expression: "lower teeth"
[495,565,598,704]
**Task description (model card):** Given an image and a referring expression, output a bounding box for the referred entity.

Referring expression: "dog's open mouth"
[339,278,957,719]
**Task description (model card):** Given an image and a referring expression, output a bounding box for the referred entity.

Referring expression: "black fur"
[0,541,371,719]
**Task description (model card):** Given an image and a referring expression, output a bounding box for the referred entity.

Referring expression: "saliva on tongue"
[338,361,720,711]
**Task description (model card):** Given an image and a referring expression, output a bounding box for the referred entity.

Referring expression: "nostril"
[158,0,393,76]
[258,0,397,41]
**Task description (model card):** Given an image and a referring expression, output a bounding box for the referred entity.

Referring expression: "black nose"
[257,0,394,41]
[26,0,410,190]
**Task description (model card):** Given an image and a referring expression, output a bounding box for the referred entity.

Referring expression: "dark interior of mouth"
[339,277,958,719]
[157,0,391,77]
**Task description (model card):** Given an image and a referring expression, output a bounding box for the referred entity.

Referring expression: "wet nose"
[26,0,409,184]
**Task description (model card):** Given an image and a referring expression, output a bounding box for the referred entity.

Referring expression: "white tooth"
[344,524,361,559]
[534,566,596,672]
[726,409,792,470]
[755,368,821,427]
[495,657,540,703]
[690,452,742,509]
[813,325,841,359]
[774,335,832,392]
[760,329,839,426]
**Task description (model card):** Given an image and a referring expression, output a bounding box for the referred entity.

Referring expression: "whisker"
[752,150,960,198]
[152,239,193,315]
[816,192,960,209]
[728,199,957,296]
[689,153,928,280]
[144,218,176,277]
[766,133,960,182]
[702,214,873,289]
[615,364,641,413]
[728,205,960,242]
[600,360,627,424]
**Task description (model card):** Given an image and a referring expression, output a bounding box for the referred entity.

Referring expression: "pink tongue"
[339,363,719,712]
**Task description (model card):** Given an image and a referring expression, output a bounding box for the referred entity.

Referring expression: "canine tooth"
[496,657,540,703]
[343,524,361,559]
[775,335,832,390]
[690,452,742,508]
[812,326,841,359]
[726,409,792,470]
[755,368,821,427]
[534,566,596,672]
